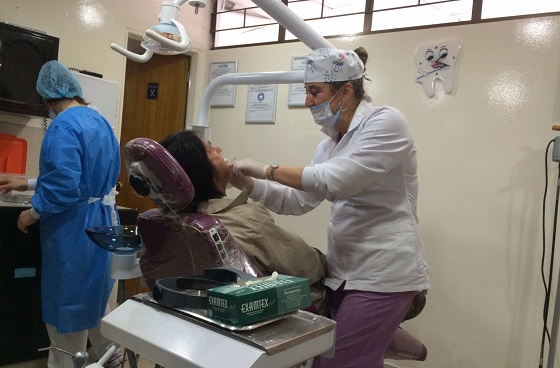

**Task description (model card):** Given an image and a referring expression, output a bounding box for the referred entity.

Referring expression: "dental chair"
[123,137,427,364]
[123,137,264,290]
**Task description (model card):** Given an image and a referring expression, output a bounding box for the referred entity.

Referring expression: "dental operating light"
[111,0,330,63]
[110,0,205,63]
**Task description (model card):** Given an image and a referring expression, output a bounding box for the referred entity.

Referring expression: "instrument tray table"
[101,293,336,368]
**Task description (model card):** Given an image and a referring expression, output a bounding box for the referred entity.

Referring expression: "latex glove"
[231,158,268,180]
[226,159,256,193]
[229,170,255,193]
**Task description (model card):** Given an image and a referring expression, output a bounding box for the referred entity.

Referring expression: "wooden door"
[117,53,190,213]
[116,53,190,299]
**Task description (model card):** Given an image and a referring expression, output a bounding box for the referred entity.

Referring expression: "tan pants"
[46,305,116,368]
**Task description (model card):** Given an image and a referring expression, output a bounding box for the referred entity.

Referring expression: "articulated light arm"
[193,1,334,132]
[195,71,304,128]
[110,43,154,63]
[111,0,197,62]
[252,0,334,50]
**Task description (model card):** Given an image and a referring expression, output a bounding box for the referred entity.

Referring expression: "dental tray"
[0,193,32,204]
[112,293,337,356]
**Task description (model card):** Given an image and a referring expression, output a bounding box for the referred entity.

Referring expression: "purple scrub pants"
[314,285,416,368]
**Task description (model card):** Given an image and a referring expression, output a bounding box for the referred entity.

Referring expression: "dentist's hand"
[226,158,256,193]
[231,158,267,180]
[229,170,255,194]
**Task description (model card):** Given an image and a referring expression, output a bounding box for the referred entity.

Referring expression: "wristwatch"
[267,164,279,181]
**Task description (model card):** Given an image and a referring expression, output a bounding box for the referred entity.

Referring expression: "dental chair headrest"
[124,137,195,213]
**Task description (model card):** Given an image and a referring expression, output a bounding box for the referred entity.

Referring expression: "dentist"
[231,47,430,368]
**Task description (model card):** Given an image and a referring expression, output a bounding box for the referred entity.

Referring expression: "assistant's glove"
[231,158,268,180]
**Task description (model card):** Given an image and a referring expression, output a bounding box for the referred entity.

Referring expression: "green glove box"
[207,274,311,326]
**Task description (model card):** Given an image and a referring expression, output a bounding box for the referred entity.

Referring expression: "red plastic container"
[0,134,27,174]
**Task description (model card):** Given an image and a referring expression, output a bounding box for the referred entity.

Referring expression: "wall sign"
[147,83,159,100]
[288,56,307,107]
[209,60,238,107]
[245,84,277,124]
[415,38,462,98]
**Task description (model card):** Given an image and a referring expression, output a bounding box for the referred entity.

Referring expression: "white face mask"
[309,88,342,137]
[48,109,57,119]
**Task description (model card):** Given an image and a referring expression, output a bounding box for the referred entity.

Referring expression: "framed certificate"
[288,56,307,107]
[245,84,277,124]
[209,60,238,107]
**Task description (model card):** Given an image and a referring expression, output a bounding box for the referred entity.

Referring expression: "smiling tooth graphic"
[415,39,461,97]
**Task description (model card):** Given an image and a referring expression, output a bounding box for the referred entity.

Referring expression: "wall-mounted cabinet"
[0,23,59,117]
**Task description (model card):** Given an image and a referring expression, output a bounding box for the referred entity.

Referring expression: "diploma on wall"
[288,56,306,107]
[245,84,277,124]
[209,61,238,107]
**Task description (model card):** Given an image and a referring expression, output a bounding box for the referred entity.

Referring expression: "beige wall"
[206,16,560,368]
[2,2,560,367]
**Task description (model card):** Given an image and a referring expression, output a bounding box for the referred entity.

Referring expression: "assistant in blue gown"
[16,60,121,368]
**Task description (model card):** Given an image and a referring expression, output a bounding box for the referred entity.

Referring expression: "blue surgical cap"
[36,60,83,100]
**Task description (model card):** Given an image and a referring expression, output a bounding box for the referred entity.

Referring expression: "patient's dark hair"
[159,130,223,212]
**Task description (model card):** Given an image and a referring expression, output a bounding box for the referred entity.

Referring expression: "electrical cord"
[539,139,558,367]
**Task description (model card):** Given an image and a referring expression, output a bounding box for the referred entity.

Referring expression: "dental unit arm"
[191,0,334,133]
[193,71,304,133]
[109,0,334,130]
[110,0,204,63]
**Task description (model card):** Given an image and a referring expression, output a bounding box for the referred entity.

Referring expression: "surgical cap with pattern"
[304,48,364,83]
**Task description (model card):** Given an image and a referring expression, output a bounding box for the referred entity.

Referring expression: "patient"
[159,130,328,315]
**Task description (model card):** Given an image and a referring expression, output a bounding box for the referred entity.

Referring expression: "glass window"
[287,1,323,19]
[372,0,473,31]
[214,24,280,47]
[374,0,424,11]
[482,0,560,19]
[212,0,560,48]
[288,0,366,18]
[286,14,365,40]
[215,9,247,30]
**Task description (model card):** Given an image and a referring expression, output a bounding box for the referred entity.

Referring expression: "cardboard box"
[207,274,310,326]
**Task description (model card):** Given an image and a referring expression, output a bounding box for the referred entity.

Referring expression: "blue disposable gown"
[31,106,120,334]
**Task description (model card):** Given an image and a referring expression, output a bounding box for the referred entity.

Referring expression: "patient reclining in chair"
[158,130,328,315]
[124,130,426,361]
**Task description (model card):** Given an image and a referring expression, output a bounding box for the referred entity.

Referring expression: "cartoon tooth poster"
[415,39,462,98]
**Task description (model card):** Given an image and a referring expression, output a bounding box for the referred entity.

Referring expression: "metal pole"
[546,162,560,368]
[547,276,560,368]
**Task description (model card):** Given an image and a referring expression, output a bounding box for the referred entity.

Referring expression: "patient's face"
[202,138,231,191]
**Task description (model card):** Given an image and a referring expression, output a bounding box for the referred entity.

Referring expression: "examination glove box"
[207,274,310,326]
